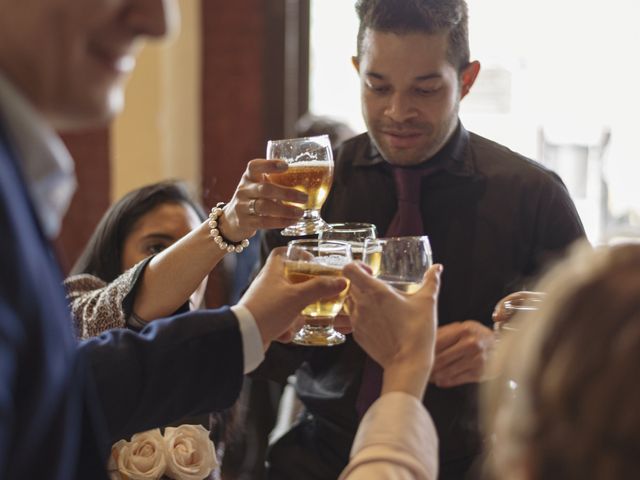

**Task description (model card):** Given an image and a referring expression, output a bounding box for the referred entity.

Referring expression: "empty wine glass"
[362,236,432,293]
[493,292,545,337]
[266,135,334,236]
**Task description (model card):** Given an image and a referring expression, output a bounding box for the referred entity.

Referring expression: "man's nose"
[384,92,418,123]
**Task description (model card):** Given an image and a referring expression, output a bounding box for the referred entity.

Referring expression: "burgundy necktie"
[355,163,439,419]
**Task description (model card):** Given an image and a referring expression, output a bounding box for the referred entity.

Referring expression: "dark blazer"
[0,129,244,479]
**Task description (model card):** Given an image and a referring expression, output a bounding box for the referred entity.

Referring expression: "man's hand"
[238,248,347,349]
[430,320,495,388]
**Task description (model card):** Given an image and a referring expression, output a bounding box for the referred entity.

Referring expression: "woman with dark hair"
[66,180,209,337]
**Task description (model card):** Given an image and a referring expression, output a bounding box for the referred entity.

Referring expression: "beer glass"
[320,223,377,314]
[266,135,334,236]
[319,223,377,261]
[362,236,432,293]
[284,239,351,346]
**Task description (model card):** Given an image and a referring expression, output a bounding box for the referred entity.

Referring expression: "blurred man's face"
[353,29,478,166]
[0,0,178,130]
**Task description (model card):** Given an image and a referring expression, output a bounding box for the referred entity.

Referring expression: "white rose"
[113,429,167,480]
[164,425,218,480]
[108,440,128,480]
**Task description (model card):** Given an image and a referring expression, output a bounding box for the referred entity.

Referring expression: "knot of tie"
[392,164,440,203]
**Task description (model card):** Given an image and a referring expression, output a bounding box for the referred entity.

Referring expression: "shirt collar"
[0,73,77,239]
[354,121,475,176]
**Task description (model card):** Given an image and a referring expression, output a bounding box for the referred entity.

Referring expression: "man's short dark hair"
[355,0,470,72]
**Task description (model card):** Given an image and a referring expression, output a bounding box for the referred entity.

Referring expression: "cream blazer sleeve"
[339,392,438,480]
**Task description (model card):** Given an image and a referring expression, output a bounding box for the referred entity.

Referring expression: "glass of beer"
[266,135,334,236]
[362,236,432,294]
[284,239,351,346]
[320,223,377,315]
[319,223,377,261]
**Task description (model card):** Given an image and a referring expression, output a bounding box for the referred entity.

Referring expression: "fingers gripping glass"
[284,239,351,346]
[266,135,334,236]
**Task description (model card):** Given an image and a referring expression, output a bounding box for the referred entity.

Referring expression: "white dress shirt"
[0,72,264,374]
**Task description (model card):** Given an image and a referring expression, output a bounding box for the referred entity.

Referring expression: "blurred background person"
[485,242,640,479]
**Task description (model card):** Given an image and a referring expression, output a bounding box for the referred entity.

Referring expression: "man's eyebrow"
[365,71,443,81]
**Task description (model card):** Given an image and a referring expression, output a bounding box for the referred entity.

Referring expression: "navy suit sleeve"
[79,307,244,442]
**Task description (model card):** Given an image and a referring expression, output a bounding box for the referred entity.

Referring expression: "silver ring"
[248,198,258,216]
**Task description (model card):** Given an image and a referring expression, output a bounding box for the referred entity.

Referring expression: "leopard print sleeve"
[64,264,142,340]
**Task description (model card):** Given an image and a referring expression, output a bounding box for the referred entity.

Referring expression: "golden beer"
[362,247,382,276]
[267,164,333,211]
[284,259,350,324]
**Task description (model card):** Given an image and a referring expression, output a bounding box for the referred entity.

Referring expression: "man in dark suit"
[0,1,347,478]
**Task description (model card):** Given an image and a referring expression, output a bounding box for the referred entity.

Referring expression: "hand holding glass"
[362,236,432,293]
[266,135,334,236]
[284,240,351,346]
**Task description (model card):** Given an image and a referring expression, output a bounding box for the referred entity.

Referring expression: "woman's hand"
[343,262,443,398]
[218,159,308,242]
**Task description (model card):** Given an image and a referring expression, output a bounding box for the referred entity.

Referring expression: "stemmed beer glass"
[320,223,377,315]
[266,135,334,236]
[362,236,432,293]
[319,223,377,261]
[284,239,352,346]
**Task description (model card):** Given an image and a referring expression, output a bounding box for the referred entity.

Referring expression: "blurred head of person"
[0,0,178,130]
[295,113,356,149]
[352,0,480,166]
[72,179,205,288]
[484,242,640,480]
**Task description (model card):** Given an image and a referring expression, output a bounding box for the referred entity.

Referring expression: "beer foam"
[314,255,350,268]
[287,160,332,168]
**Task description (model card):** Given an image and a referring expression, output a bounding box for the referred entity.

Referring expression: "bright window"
[309,0,640,243]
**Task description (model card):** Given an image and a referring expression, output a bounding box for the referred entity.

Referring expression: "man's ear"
[352,56,360,74]
[460,60,481,99]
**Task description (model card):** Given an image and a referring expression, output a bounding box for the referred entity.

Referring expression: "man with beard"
[259,0,586,479]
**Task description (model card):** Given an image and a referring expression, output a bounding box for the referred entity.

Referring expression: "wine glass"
[266,135,334,236]
[493,292,545,337]
[362,236,432,293]
[284,239,352,346]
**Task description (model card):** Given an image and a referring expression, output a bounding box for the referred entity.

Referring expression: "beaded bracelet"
[208,202,250,253]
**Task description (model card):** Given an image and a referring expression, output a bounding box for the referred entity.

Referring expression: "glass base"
[281,210,332,236]
[292,324,345,346]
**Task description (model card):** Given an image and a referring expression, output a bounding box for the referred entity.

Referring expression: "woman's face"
[121,201,207,307]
